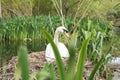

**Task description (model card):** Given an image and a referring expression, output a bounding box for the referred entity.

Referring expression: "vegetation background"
[0,0,120,80]
[0,0,120,18]
[0,0,120,56]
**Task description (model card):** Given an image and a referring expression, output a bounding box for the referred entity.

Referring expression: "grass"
[13,28,112,80]
[75,38,90,80]
[43,29,66,80]
[15,46,29,80]
[0,15,114,64]
[0,15,113,64]
[0,16,60,40]
[0,15,115,80]
[0,0,119,79]
[0,16,112,41]
[2,1,120,80]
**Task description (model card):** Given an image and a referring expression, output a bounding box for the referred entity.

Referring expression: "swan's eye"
[63,29,68,33]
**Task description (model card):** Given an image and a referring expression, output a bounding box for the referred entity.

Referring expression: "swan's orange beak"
[64,31,69,37]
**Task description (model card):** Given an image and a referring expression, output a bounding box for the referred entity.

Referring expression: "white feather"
[45,26,70,62]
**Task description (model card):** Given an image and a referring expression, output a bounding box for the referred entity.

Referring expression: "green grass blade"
[40,62,56,80]
[88,57,103,80]
[75,38,90,80]
[88,47,112,80]
[42,62,50,71]
[43,29,66,80]
[49,64,56,80]
[36,71,50,80]
[15,63,21,80]
[18,46,30,80]
[65,32,78,80]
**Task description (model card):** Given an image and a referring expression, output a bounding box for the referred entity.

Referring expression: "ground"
[0,51,119,80]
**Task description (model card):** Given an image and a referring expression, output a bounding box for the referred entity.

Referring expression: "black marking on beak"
[63,29,68,33]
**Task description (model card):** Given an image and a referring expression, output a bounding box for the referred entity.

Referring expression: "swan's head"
[56,26,69,37]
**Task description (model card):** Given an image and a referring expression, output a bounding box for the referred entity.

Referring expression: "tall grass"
[0,15,73,41]
[43,29,111,80]
[13,29,110,80]
[0,15,113,63]
[0,16,112,41]
[43,29,66,80]
[14,31,73,80]
[15,46,29,80]
[0,0,116,79]
[75,38,90,80]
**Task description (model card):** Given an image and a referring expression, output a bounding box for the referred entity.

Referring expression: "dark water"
[0,39,47,67]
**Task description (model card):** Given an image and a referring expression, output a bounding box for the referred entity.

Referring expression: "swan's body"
[45,26,70,62]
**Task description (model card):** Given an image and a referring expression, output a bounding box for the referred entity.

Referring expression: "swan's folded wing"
[58,42,70,57]
[45,44,55,61]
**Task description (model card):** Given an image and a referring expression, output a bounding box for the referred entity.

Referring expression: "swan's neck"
[54,30,59,45]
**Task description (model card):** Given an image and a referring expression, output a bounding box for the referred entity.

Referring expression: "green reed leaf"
[65,32,78,80]
[49,64,56,80]
[88,57,103,80]
[75,38,90,80]
[18,46,29,80]
[88,46,112,80]
[43,29,66,80]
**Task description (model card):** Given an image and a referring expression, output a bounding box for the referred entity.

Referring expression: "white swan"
[45,26,70,62]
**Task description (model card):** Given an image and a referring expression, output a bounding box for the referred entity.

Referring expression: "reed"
[0,0,117,79]
[15,46,29,80]
[9,22,112,79]
[42,29,111,80]
[0,16,112,41]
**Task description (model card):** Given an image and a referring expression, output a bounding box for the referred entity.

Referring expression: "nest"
[0,51,47,79]
[0,51,110,80]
